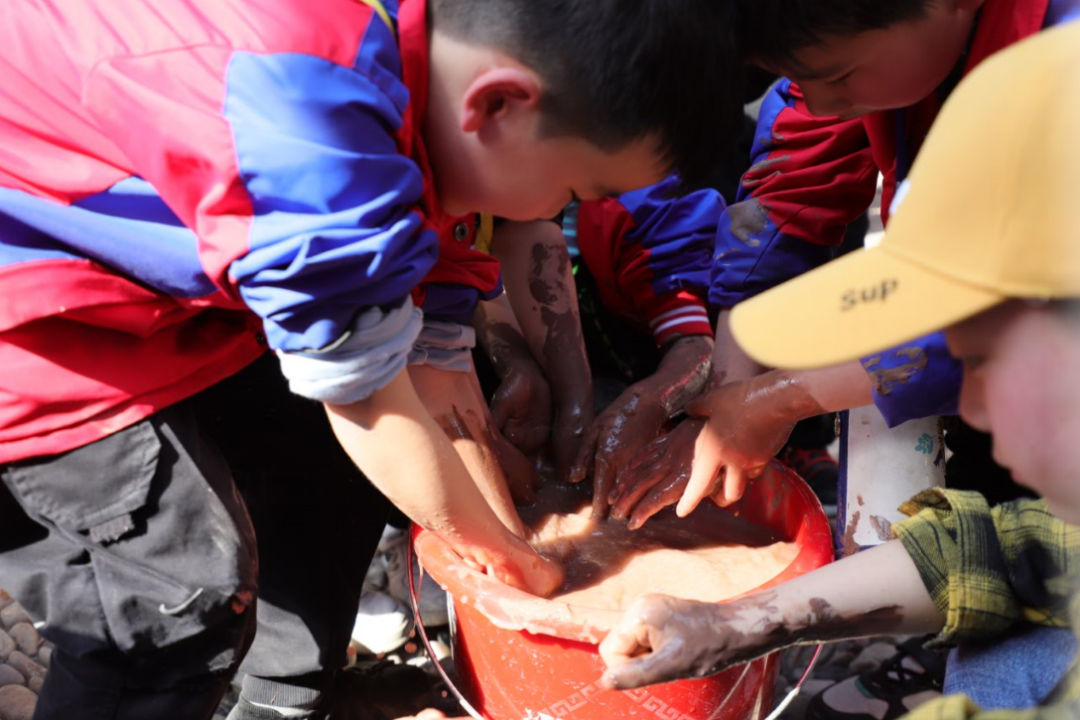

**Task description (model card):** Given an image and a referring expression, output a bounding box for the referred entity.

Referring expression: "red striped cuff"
[646,293,713,346]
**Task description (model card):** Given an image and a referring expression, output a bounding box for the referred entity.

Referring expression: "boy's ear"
[461,67,541,133]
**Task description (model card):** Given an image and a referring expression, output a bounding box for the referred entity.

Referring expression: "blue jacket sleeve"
[710,79,878,308]
[618,175,723,300]
[576,175,719,344]
[223,51,438,353]
[861,331,962,427]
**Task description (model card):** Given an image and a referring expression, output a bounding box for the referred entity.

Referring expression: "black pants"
[194,353,391,714]
[0,354,389,719]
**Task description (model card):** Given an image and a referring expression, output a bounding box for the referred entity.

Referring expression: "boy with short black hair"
[621,0,1080,518]
[600,24,1080,720]
[0,0,743,717]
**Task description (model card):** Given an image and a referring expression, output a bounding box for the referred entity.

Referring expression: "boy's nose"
[802,89,853,119]
[958,380,990,433]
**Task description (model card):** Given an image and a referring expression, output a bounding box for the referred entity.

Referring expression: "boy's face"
[770,0,982,119]
[431,127,665,222]
[946,302,1080,524]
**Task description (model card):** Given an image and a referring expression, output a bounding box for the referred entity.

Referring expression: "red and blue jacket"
[712,0,1076,426]
[575,176,721,347]
[0,0,499,463]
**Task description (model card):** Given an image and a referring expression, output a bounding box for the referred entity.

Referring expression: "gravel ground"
[0,590,50,720]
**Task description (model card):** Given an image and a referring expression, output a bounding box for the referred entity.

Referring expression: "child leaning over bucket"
[614,0,1080,521]
[475,176,723,517]
[0,0,745,717]
[599,24,1080,720]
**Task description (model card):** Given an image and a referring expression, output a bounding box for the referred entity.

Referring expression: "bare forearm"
[474,295,539,380]
[406,364,528,537]
[599,540,943,689]
[324,373,529,562]
[711,308,873,417]
[490,220,592,401]
[724,541,943,657]
[776,361,875,419]
[491,220,593,477]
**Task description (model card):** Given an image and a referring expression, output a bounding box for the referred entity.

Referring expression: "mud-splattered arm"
[324,371,562,597]
[599,540,943,690]
[407,363,537,535]
[489,220,595,482]
[709,79,877,310]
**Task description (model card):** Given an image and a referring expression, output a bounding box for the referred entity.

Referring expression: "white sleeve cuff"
[276,297,423,404]
[407,318,477,373]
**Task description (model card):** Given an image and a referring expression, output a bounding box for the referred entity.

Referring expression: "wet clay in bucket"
[412,460,833,720]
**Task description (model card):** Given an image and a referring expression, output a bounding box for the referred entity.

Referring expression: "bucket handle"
[407,537,490,720]
[407,537,823,720]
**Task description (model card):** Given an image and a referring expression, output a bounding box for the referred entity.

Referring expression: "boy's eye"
[827,71,855,87]
[961,356,986,372]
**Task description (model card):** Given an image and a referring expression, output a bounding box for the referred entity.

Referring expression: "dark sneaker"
[806,638,945,720]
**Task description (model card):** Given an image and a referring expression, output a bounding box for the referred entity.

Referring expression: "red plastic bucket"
[413,460,833,720]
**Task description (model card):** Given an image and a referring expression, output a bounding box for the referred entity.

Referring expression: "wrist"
[721,591,805,660]
[654,339,712,415]
[751,369,823,426]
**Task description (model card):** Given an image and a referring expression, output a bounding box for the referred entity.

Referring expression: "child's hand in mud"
[672,376,797,517]
[490,360,552,457]
[468,539,564,599]
[569,385,669,520]
[551,395,594,485]
[610,376,799,528]
[600,336,714,527]
[608,417,704,529]
[599,594,771,690]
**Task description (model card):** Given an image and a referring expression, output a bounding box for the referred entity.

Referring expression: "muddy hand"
[491,363,552,456]
[551,398,592,484]
[674,376,798,517]
[599,594,755,690]
[609,418,704,529]
[571,390,670,520]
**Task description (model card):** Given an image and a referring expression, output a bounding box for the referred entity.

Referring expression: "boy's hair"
[431,0,744,189]
[736,0,934,70]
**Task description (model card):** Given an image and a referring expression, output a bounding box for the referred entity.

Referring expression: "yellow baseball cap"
[730,21,1080,370]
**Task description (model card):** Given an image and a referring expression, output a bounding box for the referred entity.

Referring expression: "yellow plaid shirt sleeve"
[891,488,1080,720]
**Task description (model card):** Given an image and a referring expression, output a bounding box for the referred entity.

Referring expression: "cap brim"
[729,245,1005,370]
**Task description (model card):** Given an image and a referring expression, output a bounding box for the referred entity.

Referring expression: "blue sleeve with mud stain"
[709,79,878,309]
[861,331,961,427]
